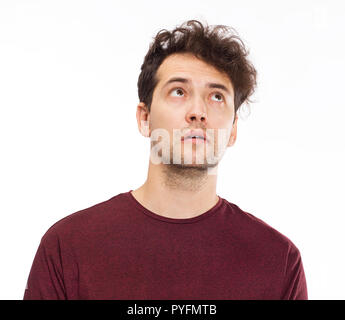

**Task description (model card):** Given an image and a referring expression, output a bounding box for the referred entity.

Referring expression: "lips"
[184,136,205,140]
[181,129,207,142]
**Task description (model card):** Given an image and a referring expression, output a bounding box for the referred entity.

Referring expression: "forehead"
[155,53,233,92]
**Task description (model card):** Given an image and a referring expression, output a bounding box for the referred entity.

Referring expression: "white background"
[0,0,344,300]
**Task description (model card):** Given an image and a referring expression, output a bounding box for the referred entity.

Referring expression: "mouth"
[181,136,207,143]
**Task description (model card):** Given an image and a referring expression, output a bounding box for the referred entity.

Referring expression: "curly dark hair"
[137,20,257,120]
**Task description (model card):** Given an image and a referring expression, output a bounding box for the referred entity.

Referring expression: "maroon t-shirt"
[23,190,307,300]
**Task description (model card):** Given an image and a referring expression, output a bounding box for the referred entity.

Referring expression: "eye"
[210,92,224,102]
[170,88,185,97]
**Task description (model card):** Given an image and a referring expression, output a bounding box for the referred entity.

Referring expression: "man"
[24,20,308,300]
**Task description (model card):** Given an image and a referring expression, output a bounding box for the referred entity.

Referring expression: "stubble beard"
[160,140,220,191]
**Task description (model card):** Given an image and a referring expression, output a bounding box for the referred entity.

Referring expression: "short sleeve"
[23,229,67,300]
[280,242,308,300]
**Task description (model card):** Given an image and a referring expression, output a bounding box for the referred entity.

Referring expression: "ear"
[227,115,238,147]
[136,102,150,137]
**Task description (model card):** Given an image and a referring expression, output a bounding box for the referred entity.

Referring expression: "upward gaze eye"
[169,88,224,102]
[171,88,184,97]
[211,92,224,102]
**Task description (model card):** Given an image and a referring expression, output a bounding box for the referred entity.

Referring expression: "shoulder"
[221,198,300,256]
[221,198,307,299]
[40,191,130,245]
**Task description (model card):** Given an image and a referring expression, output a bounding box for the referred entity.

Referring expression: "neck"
[131,161,219,219]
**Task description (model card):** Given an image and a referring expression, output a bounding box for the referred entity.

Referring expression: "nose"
[185,96,208,125]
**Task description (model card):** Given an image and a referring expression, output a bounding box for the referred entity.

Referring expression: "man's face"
[140,53,237,170]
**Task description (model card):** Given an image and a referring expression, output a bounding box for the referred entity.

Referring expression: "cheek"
[208,109,233,128]
[150,103,185,131]
[149,111,179,135]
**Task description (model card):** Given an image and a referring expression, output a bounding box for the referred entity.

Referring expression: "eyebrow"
[162,77,232,95]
